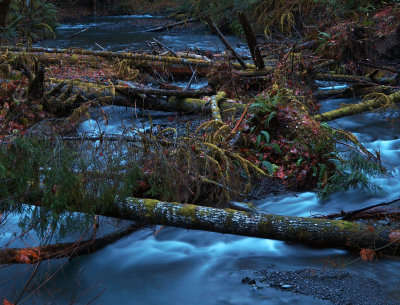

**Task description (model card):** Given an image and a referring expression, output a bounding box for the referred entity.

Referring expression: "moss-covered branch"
[314,90,400,122]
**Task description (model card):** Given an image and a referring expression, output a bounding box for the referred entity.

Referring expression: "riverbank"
[244,268,398,305]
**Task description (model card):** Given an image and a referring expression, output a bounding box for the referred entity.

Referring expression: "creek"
[1,15,400,305]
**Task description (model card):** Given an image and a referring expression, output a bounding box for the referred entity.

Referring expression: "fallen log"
[314,90,400,122]
[41,78,245,115]
[315,72,397,86]
[88,198,400,255]
[1,46,215,68]
[0,223,143,264]
[116,84,213,98]
[210,91,226,121]
[1,46,255,70]
[313,84,394,100]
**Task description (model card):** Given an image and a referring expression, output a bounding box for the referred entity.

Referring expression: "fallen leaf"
[360,248,374,262]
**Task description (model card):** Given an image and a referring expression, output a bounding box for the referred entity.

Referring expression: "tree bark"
[237,11,264,69]
[96,198,400,255]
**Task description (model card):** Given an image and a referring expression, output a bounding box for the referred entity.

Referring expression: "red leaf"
[360,248,374,262]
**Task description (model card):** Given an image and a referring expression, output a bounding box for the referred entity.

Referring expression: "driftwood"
[143,18,198,33]
[0,223,143,264]
[314,90,400,122]
[203,16,247,69]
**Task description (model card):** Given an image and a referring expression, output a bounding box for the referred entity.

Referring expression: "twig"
[95,42,107,51]
[184,64,198,92]
[152,38,178,57]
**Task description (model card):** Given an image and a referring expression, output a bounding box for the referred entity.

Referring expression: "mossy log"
[1,46,255,70]
[99,198,400,255]
[116,85,213,98]
[1,46,213,67]
[210,91,226,121]
[313,85,394,100]
[314,90,400,122]
[42,78,245,114]
[314,72,397,85]
[0,224,142,264]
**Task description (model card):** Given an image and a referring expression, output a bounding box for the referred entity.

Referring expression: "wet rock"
[251,268,398,305]
[241,276,256,285]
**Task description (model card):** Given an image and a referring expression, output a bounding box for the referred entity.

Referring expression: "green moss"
[258,215,275,235]
[334,219,360,231]
[180,204,198,221]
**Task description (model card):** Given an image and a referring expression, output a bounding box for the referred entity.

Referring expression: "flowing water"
[1,16,400,304]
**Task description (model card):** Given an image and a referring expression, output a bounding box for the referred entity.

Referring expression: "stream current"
[1,15,400,304]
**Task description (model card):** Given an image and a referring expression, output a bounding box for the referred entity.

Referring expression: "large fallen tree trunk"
[314,90,400,122]
[1,46,214,67]
[1,46,256,70]
[96,198,400,255]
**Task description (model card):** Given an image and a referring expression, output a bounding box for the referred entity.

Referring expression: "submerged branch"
[0,223,144,264]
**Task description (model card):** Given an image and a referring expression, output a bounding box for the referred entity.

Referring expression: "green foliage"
[244,86,384,197]
[0,136,143,238]
[318,152,384,198]
[4,0,59,39]
[178,0,259,32]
